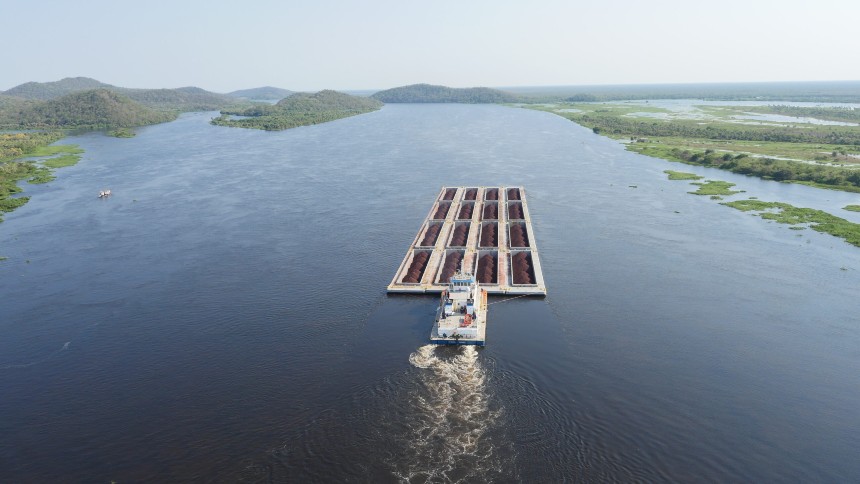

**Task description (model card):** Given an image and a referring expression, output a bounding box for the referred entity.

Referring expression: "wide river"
[2,104,859,482]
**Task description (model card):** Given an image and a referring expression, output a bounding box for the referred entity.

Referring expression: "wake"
[0,341,70,370]
[393,344,506,483]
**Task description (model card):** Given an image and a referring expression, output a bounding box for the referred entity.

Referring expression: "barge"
[388,186,547,296]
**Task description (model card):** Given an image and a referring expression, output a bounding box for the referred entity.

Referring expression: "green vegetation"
[371,83,519,103]
[227,86,294,100]
[723,199,860,247]
[664,170,702,180]
[506,80,860,103]
[42,154,80,168]
[4,89,177,130]
[26,144,83,157]
[2,77,248,113]
[108,128,135,138]
[745,105,860,124]
[1,160,36,221]
[0,135,84,221]
[565,105,860,145]
[844,205,860,212]
[212,90,383,131]
[654,147,860,193]
[1,132,65,162]
[688,180,742,196]
[28,166,54,184]
[530,102,860,193]
[119,86,247,112]
[3,77,111,100]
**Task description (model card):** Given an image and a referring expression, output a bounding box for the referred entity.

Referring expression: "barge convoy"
[389,186,546,346]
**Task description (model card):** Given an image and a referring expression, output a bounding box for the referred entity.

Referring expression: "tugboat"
[431,269,488,346]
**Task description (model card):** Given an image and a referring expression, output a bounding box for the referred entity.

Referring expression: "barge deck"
[388,186,547,296]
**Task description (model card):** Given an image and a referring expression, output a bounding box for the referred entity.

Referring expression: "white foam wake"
[394,345,503,483]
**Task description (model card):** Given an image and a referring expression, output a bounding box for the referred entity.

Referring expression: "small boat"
[98,189,112,198]
[431,269,488,346]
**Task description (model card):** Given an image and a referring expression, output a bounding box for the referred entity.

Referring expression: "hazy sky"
[3,0,859,92]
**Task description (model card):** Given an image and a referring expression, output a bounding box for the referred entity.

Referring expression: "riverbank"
[526,102,860,193]
[0,133,82,223]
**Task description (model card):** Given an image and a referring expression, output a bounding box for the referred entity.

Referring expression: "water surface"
[1,105,859,482]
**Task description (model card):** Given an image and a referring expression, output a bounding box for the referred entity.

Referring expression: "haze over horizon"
[3,0,859,93]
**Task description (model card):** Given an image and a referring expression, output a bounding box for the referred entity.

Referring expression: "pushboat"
[430,269,488,346]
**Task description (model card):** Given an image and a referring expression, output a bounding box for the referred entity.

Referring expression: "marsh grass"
[664,170,703,180]
[42,154,81,168]
[723,199,860,247]
[27,144,83,157]
[688,180,742,196]
[108,128,135,138]
[28,166,54,184]
[0,140,82,221]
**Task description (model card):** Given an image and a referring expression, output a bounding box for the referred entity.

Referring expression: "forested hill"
[119,86,241,111]
[212,90,383,131]
[4,89,177,130]
[2,77,245,112]
[371,83,520,103]
[275,90,382,110]
[227,86,294,100]
[3,77,112,100]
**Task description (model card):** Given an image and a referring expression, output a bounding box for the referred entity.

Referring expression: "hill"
[7,89,177,130]
[371,83,520,103]
[117,86,243,111]
[0,94,30,110]
[212,90,383,131]
[227,86,294,100]
[2,77,245,112]
[3,77,113,100]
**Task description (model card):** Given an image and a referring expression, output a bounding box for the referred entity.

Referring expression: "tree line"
[576,112,860,145]
[671,149,860,191]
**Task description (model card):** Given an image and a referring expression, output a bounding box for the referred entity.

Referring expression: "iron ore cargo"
[388,186,547,295]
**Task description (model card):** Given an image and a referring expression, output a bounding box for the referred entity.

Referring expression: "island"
[211,90,383,131]
[371,83,520,103]
[227,86,294,101]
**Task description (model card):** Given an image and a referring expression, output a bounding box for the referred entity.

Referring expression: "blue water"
[1,105,859,482]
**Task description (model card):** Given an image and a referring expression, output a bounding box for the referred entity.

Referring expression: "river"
[1,104,858,482]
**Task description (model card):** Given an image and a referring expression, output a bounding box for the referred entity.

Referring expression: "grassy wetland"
[722,199,860,248]
[0,133,83,222]
[662,161,860,248]
[534,99,860,249]
[530,101,860,192]
[662,170,860,247]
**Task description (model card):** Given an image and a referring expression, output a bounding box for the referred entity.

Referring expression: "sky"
[2,0,859,93]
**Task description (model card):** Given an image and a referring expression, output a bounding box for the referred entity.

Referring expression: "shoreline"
[1,133,82,224]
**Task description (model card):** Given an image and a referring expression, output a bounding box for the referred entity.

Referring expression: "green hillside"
[371,83,520,103]
[227,86,294,100]
[212,90,383,131]
[3,77,113,100]
[118,86,244,111]
[7,89,177,130]
[2,77,246,112]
